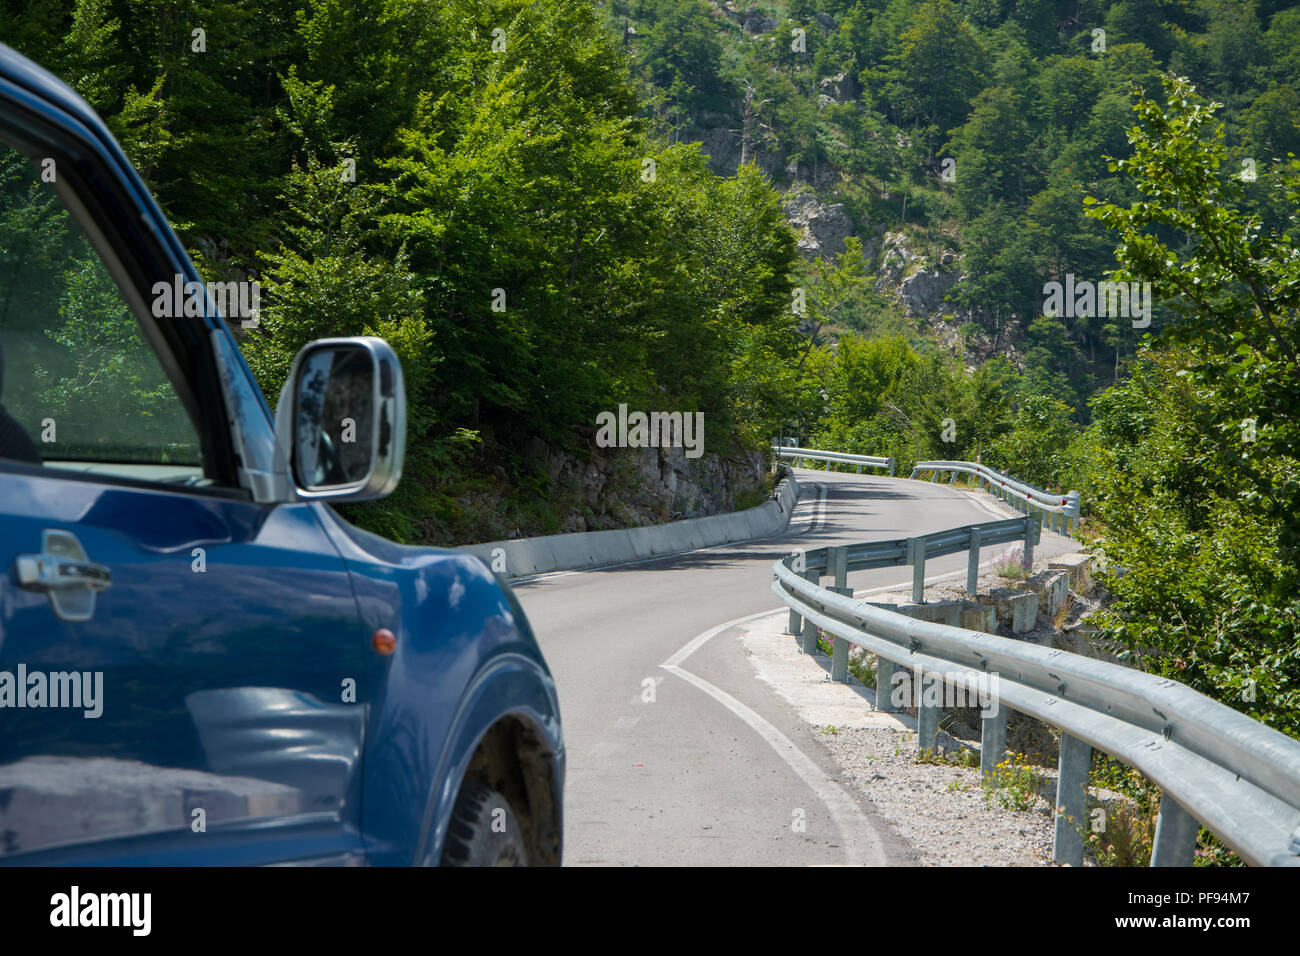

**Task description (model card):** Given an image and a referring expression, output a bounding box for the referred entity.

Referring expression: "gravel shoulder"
[739,611,1062,866]
[816,725,1056,866]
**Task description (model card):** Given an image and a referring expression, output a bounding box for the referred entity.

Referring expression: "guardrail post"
[948,471,956,484]
[802,616,819,654]
[875,657,899,713]
[980,705,1007,779]
[1022,518,1036,571]
[829,546,847,590]
[888,458,895,477]
[908,537,926,603]
[1053,734,1092,865]
[831,634,850,681]
[786,560,806,635]
[1150,794,1199,866]
[967,527,982,596]
[917,668,939,753]
[827,584,854,682]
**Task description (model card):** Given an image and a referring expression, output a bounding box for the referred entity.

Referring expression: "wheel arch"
[415,654,563,866]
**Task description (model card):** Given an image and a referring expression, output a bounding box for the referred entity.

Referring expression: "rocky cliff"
[457,441,771,541]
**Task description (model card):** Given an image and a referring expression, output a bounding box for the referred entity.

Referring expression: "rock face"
[876,230,919,285]
[783,186,855,259]
[518,441,768,536]
[817,72,858,104]
[900,268,960,316]
[874,230,962,316]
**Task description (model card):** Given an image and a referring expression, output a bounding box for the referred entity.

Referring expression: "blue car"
[0,43,563,866]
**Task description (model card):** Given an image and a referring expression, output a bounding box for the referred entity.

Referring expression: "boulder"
[960,604,997,634]
[986,588,1038,634]
[1049,552,1095,595]
[867,600,961,627]
[1028,570,1071,617]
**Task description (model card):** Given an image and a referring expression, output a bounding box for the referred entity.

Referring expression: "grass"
[1053,594,1076,629]
[914,740,979,768]
[1083,758,1243,866]
[982,751,1044,811]
[993,546,1028,582]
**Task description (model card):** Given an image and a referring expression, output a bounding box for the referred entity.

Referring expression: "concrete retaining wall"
[458,472,801,579]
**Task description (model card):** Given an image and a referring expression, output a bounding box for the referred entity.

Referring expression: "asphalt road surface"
[514,469,1079,866]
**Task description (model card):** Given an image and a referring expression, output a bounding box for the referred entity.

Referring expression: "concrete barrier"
[459,472,801,579]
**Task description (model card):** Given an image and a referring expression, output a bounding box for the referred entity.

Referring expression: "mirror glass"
[293,344,375,489]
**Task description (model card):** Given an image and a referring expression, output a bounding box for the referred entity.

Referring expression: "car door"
[0,59,369,865]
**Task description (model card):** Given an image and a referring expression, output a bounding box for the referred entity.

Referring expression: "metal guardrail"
[774,446,895,477]
[772,536,1300,867]
[791,516,1039,607]
[911,460,1081,535]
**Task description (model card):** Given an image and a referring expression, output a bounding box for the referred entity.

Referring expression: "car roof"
[0,42,113,147]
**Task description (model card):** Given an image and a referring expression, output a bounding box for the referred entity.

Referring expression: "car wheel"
[441,781,528,866]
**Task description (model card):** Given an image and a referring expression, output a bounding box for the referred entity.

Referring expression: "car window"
[0,141,203,481]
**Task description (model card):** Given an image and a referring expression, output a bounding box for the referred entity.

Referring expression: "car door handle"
[12,530,112,623]
[16,554,112,592]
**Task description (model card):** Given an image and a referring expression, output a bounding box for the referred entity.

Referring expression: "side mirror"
[274,337,405,501]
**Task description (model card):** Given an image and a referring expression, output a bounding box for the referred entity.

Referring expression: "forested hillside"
[610,0,1300,420]
[2,0,805,542]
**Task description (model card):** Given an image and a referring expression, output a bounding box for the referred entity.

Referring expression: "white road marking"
[804,481,827,533]
[656,537,1024,865]
[659,660,887,867]
[662,607,782,668]
[963,487,1016,521]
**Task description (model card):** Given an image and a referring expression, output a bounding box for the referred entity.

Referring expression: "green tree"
[1083,74,1300,736]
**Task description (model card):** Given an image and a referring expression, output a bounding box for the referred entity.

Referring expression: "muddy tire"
[441,782,528,866]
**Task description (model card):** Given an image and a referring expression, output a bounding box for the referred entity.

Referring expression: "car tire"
[441,781,528,866]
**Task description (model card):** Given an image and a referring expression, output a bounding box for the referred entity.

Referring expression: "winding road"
[515,468,1079,866]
